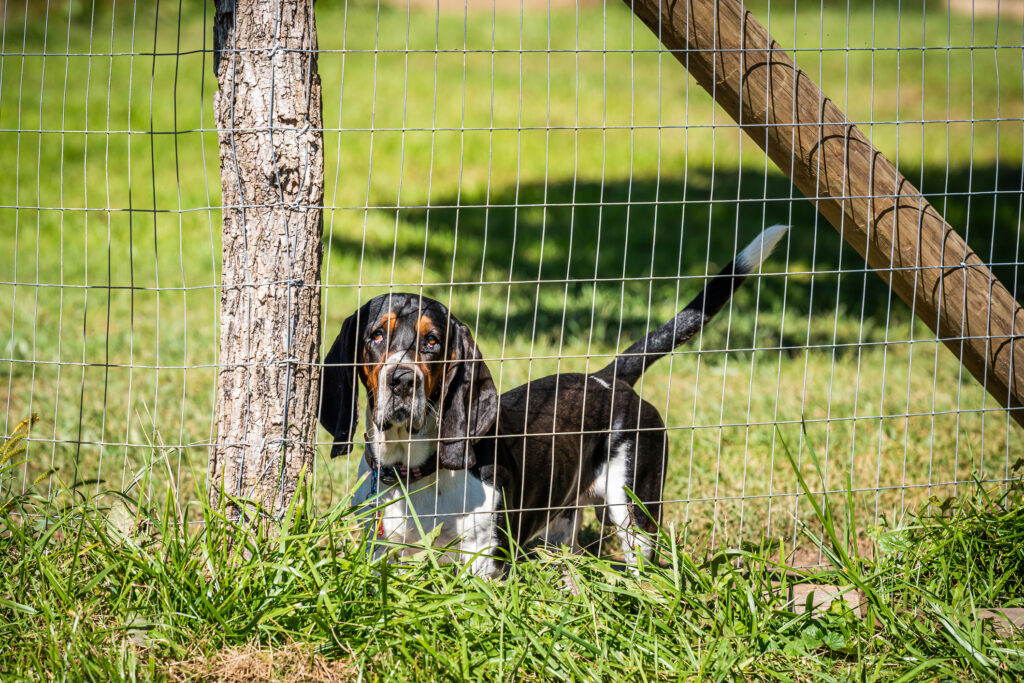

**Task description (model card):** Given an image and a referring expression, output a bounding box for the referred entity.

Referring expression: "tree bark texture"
[210,0,324,521]
[625,0,1024,427]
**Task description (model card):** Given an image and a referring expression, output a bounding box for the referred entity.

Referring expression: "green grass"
[1,1,1022,552]
[1,416,1022,680]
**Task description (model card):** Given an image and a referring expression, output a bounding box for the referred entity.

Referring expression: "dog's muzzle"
[377,364,427,431]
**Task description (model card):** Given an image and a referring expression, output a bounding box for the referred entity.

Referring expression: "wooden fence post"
[209,0,324,521]
[625,0,1024,427]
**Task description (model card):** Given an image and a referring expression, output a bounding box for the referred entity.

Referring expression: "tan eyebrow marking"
[378,312,397,333]
[417,314,435,338]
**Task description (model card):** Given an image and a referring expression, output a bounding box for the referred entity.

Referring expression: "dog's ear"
[319,309,363,458]
[438,319,498,470]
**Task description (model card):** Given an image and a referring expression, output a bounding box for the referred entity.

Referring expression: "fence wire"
[1,0,1022,563]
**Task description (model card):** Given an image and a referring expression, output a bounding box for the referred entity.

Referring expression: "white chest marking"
[351,456,502,577]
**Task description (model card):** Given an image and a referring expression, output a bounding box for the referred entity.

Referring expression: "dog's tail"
[594,224,789,388]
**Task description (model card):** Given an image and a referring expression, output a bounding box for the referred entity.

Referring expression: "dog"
[320,225,787,577]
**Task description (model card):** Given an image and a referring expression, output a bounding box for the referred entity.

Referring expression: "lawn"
[1,412,1023,679]
[0,0,1023,675]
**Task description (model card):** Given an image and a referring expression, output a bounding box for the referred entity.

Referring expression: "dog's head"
[319,293,498,469]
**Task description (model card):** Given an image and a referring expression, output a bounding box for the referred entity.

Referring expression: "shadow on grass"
[328,162,1023,347]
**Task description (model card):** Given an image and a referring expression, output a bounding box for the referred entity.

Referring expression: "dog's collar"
[364,435,438,495]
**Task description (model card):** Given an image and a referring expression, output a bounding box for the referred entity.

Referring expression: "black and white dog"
[320,225,787,577]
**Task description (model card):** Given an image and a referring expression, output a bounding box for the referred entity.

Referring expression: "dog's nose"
[388,366,416,396]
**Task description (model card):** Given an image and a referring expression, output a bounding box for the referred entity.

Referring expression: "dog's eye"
[423,333,439,350]
[370,329,385,345]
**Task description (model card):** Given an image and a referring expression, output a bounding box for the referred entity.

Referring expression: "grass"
[1,417,1022,680]
[0,0,1022,588]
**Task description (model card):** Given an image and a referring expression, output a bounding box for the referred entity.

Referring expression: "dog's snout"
[388,365,417,396]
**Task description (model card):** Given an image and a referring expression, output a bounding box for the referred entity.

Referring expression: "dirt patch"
[386,0,601,12]
[166,642,358,683]
[947,0,1024,19]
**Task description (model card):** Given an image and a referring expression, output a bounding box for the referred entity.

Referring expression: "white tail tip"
[736,224,789,273]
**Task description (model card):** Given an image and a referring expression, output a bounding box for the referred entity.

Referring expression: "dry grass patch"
[167,643,357,683]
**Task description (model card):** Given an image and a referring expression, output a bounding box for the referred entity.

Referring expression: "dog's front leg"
[466,552,503,579]
[461,517,504,579]
[350,462,407,561]
[449,475,504,579]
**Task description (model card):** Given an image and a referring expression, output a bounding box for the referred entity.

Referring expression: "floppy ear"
[438,320,498,470]
[319,310,362,458]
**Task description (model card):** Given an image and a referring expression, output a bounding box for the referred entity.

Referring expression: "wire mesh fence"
[1,0,1022,562]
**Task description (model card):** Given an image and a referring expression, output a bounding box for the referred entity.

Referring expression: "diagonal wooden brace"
[625,0,1024,428]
